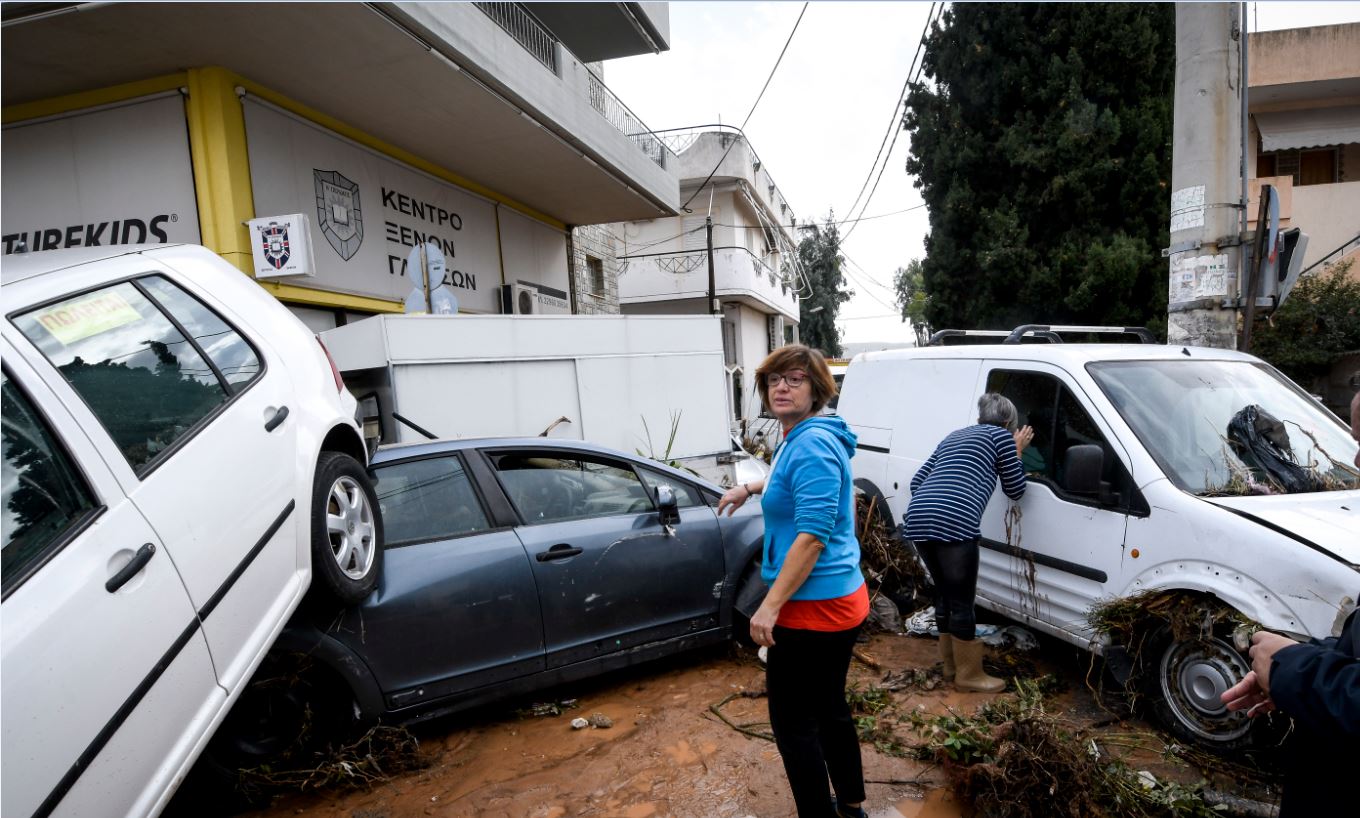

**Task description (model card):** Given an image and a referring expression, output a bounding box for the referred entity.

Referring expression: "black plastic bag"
[1226,404,1318,493]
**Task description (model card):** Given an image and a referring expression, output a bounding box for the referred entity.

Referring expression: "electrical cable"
[711,203,927,231]
[678,2,809,212]
[840,1,936,223]
[842,3,942,242]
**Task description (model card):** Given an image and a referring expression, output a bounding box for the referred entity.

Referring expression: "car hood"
[1205,491,1360,565]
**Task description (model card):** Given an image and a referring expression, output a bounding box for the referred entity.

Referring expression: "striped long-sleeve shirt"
[903,424,1026,542]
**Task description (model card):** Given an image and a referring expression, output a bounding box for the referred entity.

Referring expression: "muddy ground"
[203,628,1281,818]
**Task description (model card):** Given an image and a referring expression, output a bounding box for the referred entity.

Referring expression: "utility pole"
[1166,2,1246,349]
[706,215,718,314]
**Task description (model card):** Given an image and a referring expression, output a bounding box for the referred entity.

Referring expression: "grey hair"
[977,393,1018,431]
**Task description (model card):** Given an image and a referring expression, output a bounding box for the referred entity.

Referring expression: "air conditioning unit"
[501,283,537,315]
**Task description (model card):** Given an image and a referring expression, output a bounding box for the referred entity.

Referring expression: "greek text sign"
[244,98,501,311]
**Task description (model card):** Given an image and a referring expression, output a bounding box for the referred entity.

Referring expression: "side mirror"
[1062,444,1103,496]
[655,485,680,525]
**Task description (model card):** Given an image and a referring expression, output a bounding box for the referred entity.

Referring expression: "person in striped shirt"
[904,393,1032,692]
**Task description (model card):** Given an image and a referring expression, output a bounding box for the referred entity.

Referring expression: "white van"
[838,326,1358,749]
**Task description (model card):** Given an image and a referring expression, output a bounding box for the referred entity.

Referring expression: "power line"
[841,1,936,223]
[678,2,810,212]
[713,203,927,232]
[842,3,942,242]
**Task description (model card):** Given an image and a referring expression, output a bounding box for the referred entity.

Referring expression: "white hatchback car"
[1,245,383,817]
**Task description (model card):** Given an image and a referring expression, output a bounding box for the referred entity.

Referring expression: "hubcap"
[1158,634,1253,742]
[326,475,376,580]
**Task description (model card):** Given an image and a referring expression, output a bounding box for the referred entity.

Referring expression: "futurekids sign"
[0,94,203,255]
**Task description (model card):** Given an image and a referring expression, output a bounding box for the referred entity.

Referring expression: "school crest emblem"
[314,169,364,260]
[258,221,291,270]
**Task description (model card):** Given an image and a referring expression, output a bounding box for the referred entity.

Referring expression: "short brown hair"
[755,344,838,415]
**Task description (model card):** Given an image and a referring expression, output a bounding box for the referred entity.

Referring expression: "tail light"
[317,336,344,393]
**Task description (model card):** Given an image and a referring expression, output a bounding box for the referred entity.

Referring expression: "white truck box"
[320,314,735,470]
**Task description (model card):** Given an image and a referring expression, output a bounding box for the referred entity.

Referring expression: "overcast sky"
[605,1,1360,346]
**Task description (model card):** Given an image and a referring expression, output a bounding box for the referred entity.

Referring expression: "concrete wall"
[1291,180,1360,268]
[1249,23,1360,87]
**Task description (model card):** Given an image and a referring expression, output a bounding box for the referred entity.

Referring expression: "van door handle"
[106,543,157,593]
[265,406,290,432]
[536,544,583,562]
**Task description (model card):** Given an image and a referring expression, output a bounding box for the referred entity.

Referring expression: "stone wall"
[571,223,621,314]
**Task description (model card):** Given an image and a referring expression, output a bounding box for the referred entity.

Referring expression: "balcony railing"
[475,2,557,73]
[587,70,673,169]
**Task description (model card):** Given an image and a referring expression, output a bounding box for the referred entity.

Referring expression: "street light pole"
[706,215,718,314]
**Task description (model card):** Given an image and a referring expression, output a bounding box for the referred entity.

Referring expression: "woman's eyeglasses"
[767,371,808,388]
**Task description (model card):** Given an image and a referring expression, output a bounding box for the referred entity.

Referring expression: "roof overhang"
[1,2,676,225]
[522,2,669,62]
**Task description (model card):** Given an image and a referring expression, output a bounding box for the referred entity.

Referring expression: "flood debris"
[518,698,580,718]
[708,690,774,742]
[235,725,428,800]
[1086,590,1254,658]
[856,494,928,612]
[907,680,1228,818]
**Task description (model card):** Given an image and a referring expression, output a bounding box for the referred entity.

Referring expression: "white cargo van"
[838,326,1359,748]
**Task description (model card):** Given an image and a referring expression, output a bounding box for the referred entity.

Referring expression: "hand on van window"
[1013,425,1034,454]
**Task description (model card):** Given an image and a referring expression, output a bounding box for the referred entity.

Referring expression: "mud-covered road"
[217,629,1277,818]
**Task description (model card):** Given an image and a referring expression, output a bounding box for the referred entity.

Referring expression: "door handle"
[106,543,157,593]
[265,405,290,432]
[536,544,583,562]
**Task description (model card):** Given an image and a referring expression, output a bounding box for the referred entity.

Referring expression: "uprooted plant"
[908,679,1227,818]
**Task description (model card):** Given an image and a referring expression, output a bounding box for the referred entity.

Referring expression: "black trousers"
[767,623,866,818]
[913,538,981,640]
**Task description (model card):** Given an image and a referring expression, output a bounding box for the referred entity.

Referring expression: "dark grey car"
[210,437,766,766]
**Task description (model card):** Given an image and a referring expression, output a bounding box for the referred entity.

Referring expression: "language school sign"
[245,98,502,312]
[0,95,202,256]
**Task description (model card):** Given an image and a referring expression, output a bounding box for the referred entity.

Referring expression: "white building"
[614,128,804,435]
[1,2,677,329]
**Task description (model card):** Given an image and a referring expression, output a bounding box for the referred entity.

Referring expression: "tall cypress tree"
[796,216,853,357]
[904,3,1174,336]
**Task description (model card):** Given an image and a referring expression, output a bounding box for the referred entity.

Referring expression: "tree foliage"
[1251,261,1360,385]
[892,259,932,345]
[797,215,853,357]
[904,3,1174,337]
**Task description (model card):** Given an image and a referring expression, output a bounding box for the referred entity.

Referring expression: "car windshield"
[1088,359,1359,495]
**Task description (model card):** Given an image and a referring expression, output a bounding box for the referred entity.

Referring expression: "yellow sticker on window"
[33,290,143,346]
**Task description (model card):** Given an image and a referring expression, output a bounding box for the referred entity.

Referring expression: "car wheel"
[1142,626,1270,751]
[312,451,383,604]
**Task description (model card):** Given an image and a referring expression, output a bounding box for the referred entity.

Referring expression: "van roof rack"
[927,328,1061,346]
[927,325,1159,346]
[1003,325,1159,345]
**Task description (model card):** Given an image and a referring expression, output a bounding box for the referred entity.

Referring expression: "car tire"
[311,451,383,605]
[1140,624,1279,752]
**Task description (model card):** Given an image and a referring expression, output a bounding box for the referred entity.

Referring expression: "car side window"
[493,453,652,524]
[13,279,241,473]
[986,369,1135,507]
[2,369,100,595]
[636,465,701,508]
[138,276,262,389]
[372,455,489,545]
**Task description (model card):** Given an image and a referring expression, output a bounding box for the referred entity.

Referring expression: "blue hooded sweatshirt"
[760,415,864,600]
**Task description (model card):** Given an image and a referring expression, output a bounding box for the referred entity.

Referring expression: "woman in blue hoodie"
[719,344,868,818]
